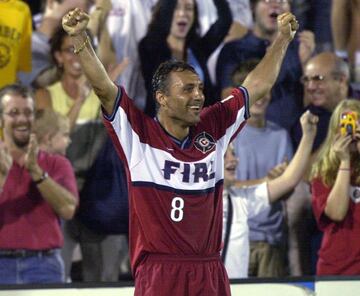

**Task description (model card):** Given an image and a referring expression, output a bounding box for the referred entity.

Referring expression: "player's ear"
[156,91,166,108]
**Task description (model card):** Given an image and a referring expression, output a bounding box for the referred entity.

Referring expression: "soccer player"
[62,7,298,296]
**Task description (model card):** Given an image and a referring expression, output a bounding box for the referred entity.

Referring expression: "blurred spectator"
[105,0,157,110]
[292,52,350,151]
[34,109,71,156]
[230,59,293,277]
[139,0,232,118]
[311,99,360,275]
[35,26,129,282]
[216,0,315,133]
[0,84,78,284]
[197,0,253,83]
[222,110,317,279]
[18,0,112,90]
[291,0,332,52]
[288,52,350,275]
[331,0,360,82]
[0,0,32,89]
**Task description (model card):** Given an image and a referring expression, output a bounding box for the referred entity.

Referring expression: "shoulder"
[38,151,73,171]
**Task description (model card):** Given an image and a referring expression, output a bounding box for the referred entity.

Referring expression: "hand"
[0,141,12,182]
[354,124,360,153]
[94,0,112,16]
[298,30,315,66]
[62,8,90,36]
[267,161,288,180]
[24,134,41,175]
[277,12,299,41]
[108,57,130,81]
[332,133,352,162]
[76,76,91,103]
[44,0,87,21]
[300,110,318,138]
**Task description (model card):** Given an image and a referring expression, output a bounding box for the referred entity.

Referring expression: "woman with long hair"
[138,0,232,117]
[311,99,360,275]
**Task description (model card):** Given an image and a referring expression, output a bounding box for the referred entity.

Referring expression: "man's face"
[303,61,343,111]
[224,146,238,186]
[254,0,291,36]
[159,70,205,126]
[170,0,195,40]
[1,94,34,148]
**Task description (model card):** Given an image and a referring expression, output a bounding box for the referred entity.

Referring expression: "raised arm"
[62,8,118,115]
[242,12,298,107]
[267,111,318,202]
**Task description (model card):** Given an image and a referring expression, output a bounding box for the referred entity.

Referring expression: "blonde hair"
[310,99,360,186]
[33,109,69,144]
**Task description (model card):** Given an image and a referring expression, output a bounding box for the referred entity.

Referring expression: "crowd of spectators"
[1,0,360,284]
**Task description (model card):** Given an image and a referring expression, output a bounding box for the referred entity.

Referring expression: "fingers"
[277,12,299,32]
[62,8,89,27]
[300,110,319,125]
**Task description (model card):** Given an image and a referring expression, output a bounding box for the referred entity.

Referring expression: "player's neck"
[157,114,190,141]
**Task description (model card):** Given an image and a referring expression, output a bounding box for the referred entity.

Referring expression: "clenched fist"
[62,8,89,36]
[277,12,299,41]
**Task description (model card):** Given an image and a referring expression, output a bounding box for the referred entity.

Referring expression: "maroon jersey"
[103,86,249,274]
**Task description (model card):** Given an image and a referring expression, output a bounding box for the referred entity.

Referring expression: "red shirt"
[103,86,249,274]
[0,151,78,250]
[312,177,360,275]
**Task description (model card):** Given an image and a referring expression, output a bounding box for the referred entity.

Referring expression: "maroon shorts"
[134,253,231,296]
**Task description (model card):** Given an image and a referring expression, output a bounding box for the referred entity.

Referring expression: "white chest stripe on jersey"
[110,100,246,191]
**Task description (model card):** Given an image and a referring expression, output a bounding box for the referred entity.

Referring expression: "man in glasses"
[293,52,350,151]
[288,52,351,276]
[0,84,78,284]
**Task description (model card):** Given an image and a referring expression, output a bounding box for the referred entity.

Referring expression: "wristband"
[74,37,89,54]
[339,168,351,171]
[34,171,49,185]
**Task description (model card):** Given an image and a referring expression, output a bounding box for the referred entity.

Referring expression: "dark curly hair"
[151,60,197,108]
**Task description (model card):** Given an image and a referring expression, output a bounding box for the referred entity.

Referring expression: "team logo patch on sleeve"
[194,132,216,154]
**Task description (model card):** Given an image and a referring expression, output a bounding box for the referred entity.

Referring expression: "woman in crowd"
[138,0,232,117]
[311,99,360,275]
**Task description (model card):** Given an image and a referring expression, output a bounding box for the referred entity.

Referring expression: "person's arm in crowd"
[323,134,353,222]
[331,0,350,55]
[24,135,78,220]
[267,111,318,202]
[297,30,315,69]
[62,9,118,115]
[199,0,232,58]
[38,0,87,39]
[233,161,288,188]
[242,12,298,107]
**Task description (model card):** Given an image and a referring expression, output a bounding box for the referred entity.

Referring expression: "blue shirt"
[216,32,304,132]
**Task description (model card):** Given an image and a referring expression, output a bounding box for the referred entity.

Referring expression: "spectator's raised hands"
[44,0,87,21]
[24,134,40,174]
[277,12,299,41]
[0,141,12,185]
[62,8,89,37]
[300,110,318,139]
[332,133,352,162]
[298,30,315,66]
